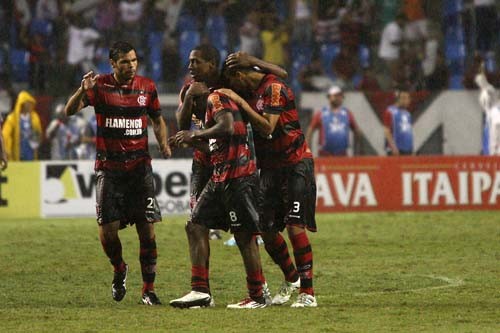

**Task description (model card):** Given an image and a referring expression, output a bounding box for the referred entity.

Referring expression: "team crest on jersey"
[137,95,147,106]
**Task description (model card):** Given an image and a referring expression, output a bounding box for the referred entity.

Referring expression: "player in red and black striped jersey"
[64,41,170,306]
[220,67,318,307]
[169,45,289,309]
[173,90,267,308]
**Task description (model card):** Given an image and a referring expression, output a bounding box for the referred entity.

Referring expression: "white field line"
[352,275,465,297]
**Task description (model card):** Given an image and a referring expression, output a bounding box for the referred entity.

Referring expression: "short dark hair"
[193,44,220,69]
[109,41,136,61]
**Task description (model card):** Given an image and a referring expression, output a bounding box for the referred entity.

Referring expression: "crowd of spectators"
[0,0,498,99]
[0,0,499,161]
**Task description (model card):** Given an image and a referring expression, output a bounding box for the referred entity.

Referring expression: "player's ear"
[109,59,116,70]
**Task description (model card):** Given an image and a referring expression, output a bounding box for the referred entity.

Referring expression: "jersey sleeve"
[147,85,162,119]
[207,93,232,121]
[262,82,288,115]
[383,109,392,129]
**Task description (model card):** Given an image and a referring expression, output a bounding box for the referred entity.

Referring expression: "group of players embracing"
[168,45,318,309]
[64,41,317,309]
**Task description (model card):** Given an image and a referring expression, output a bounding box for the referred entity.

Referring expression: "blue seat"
[179,30,200,69]
[445,39,466,62]
[9,48,30,82]
[30,19,53,37]
[448,74,464,90]
[148,31,164,82]
[177,14,198,33]
[320,43,340,78]
[358,44,370,68]
[205,14,228,60]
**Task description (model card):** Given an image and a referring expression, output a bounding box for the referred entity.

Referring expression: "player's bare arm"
[65,71,99,116]
[384,126,399,155]
[226,51,288,79]
[151,115,171,158]
[176,82,209,130]
[216,88,279,136]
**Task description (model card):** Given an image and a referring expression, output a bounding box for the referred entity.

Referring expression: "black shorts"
[191,173,262,234]
[95,164,162,229]
[260,158,317,232]
[190,160,213,211]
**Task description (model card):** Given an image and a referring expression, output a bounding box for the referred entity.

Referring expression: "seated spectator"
[474,0,497,54]
[357,66,381,91]
[2,91,43,161]
[94,0,118,44]
[46,104,86,160]
[339,9,362,53]
[35,0,59,21]
[425,52,449,90]
[298,57,335,92]
[403,0,428,42]
[239,11,262,57]
[315,3,346,46]
[28,33,49,92]
[332,46,358,90]
[289,0,316,47]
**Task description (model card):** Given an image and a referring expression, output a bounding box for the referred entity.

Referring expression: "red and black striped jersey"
[205,92,256,182]
[178,83,210,166]
[248,74,312,169]
[83,74,161,171]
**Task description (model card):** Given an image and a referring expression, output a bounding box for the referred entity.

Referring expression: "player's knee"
[185,221,208,238]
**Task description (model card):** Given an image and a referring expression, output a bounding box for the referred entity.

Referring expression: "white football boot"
[271,278,300,305]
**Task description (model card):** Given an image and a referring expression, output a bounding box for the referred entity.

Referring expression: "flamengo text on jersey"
[105,118,143,136]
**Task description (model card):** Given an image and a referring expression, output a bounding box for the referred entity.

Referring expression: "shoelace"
[278,281,295,295]
[297,293,312,304]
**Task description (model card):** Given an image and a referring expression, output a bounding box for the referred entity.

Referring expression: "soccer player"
[64,41,171,305]
[219,66,318,307]
[475,62,500,155]
[169,47,288,309]
[306,86,363,156]
[173,88,268,309]
[383,89,414,155]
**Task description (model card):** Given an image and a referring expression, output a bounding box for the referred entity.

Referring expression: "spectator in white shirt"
[378,13,407,88]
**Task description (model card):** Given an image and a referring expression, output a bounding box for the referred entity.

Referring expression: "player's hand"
[159,143,172,158]
[168,135,190,148]
[216,88,243,106]
[225,51,254,69]
[81,71,99,92]
[0,152,7,171]
[186,82,209,98]
[175,130,198,145]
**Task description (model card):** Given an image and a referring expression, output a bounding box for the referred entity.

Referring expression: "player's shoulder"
[134,75,158,91]
[95,73,113,85]
[262,74,287,90]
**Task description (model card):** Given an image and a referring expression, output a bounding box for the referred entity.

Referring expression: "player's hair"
[193,44,220,69]
[394,86,410,100]
[109,41,136,61]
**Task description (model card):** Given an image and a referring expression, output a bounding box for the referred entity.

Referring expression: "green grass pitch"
[0,212,498,332]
